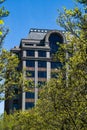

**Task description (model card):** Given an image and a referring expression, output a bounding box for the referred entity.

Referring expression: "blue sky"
[3,0,76,50]
[0,0,76,114]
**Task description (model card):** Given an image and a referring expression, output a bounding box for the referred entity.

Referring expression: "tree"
[0,0,9,101]
[0,0,9,49]
[0,49,33,102]
[0,110,39,130]
[34,0,87,129]
[0,50,20,101]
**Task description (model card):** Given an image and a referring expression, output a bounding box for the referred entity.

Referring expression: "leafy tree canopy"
[0,0,9,48]
[0,49,33,102]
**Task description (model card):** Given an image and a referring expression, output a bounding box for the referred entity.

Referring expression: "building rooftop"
[26,28,65,41]
[27,28,49,40]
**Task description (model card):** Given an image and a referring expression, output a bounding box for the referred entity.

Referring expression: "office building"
[5,28,66,113]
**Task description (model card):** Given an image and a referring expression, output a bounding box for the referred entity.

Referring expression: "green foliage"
[0,0,9,48]
[0,110,38,130]
[0,50,19,100]
[76,0,87,4]
[37,0,87,129]
[0,0,6,4]
[0,49,33,101]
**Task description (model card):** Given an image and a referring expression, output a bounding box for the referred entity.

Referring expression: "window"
[25,43,33,46]
[25,102,34,109]
[51,62,62,69]
[26,50,34,56]
[13,99,19,110]
[38,61,47,68]
[15,52,19,57]
[49,33,63,55]
[13,104,19,110]
[26,92,35,98]
[38,50,46,57]
[26,60,35,67]
[38,71,47,78]
[26,70,35,77]
[13,99,18,104]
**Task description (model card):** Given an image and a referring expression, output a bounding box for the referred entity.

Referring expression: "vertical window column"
[46,51,51,80]
[22,60,26,111]
[35,50,38,105]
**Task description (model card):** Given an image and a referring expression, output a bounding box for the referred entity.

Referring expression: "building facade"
[5,28,66,113]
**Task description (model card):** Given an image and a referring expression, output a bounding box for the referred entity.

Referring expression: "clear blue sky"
[3,0,76,50]
[0,0,76,114]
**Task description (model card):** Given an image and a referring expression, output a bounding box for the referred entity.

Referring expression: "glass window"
[26,60,35,67]
[26,92,35,98]
[38,71,47,78]
[15,52,19,57]
[13,99,18,104]
[26,70,35,77]
[25,43,33,46]
[13,104,19,110]
[25,102,34,109]
[26,50,34,56]
[13,99,19,110]
[38,61,47,68]
[49,33,63,55]
[51,62,62,69]
[38,50,46,57]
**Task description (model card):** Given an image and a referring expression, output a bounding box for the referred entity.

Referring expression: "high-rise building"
[5,28,66,113]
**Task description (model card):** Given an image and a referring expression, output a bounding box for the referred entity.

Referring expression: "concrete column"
[46,51,51,81]
[45,42,49,47]
[35,51,38,105]
[23,50,26,57]
[47,51,50,58]
[35,50,38,58]
[22,92,25,111]
[47,62,51,80]
[22,60,26,111]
